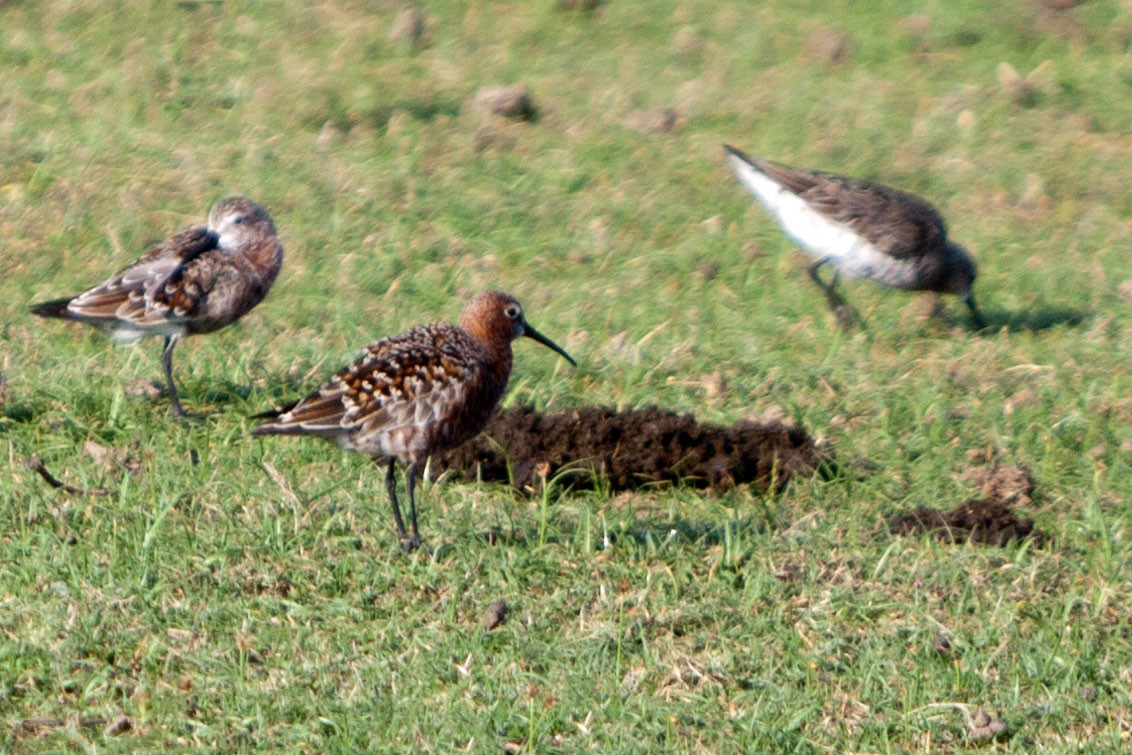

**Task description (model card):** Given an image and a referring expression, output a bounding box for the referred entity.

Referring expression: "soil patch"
[888,463,1044,547]
[433,405,819,494]
[887,497,1040,547]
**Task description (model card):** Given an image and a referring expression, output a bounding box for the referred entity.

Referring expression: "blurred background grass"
[2,0,1132,751]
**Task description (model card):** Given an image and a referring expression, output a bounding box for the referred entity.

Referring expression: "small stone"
[483,600,509,630]
[126,378,164,399]
[804,26,851,65]
[1003,387,1038,415]
[467,84,536,121]
[998,60,1056,106]
[701,372,728,400]
[898,14,932,40]
[387,7,425,44]
[672,26,702,56]
[968,710,1008,741]
[316,121,340,151]
[1017,172,1050,214]
[932,633,957,658]
[104,715,134,736]
[623,107,678,134]
[700,214,724,234]
[996,61,1021,89]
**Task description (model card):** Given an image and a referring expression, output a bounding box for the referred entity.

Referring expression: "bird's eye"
[504,305,521,320]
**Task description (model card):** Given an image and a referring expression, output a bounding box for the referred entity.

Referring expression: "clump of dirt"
[888,462,1044,547]
[887,498,1037,546]
[967,710,1009,742]
[433,405,819,494]
[962,463,1035,506]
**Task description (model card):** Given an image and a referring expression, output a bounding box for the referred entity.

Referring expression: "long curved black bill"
[523,323,576,366]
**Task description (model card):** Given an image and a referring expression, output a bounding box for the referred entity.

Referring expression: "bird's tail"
[249,398,302,425]
[29,297,75,319]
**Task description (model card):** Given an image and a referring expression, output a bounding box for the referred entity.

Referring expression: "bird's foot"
[833,304,863,329]
[400,534,422,553]
[169,403,212,423]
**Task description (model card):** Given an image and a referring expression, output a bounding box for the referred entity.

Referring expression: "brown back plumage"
[252,291,575,464]
[31,196,283,339]
[750,157,951,262]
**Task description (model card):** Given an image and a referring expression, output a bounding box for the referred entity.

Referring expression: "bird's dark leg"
[965,293,987,331]
[161,335,187,418]
[383,459,410,544]
[807,258,861,328]
[403,460,422,552]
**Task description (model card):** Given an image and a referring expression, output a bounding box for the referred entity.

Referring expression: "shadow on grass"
[1,401,36,424]
[370,99,465,129]
[973,305,1090,334]
[313,95,464,132]
[461,513,778,552]
[193,373,322,417]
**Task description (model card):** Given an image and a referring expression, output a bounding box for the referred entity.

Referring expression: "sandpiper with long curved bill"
[724,145,984,329]
[252,290,576,553]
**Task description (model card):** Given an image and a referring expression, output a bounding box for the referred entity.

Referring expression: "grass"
[2,0,1132,750]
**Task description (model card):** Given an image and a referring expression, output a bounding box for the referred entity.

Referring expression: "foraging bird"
[251,291,576,552]
[30,197,284,417]
[724,145,984,328]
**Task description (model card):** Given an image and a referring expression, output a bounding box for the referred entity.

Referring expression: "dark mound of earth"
[887,498,1040,547]
[432,405,819,494]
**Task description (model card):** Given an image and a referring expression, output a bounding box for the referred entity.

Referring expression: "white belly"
[731,160,920,288]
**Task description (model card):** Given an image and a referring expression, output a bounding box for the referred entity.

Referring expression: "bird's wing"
[789,171,950,261]
[254,327,485,438]
[64,226,221,327]
[726,146,950,261]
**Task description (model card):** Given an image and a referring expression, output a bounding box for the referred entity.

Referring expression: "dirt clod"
[888,498,1038,547]
[126,378,164,399]
[623,107,679,134]
[467,84,536,121]
[932,633,958,659]
[483,600,509,631]
[104,715,134,736]
[804,26,851,65]
[962,464,1035,506]
[387,7,425,44]
[433,405,819,494]
[968,710,1008,741]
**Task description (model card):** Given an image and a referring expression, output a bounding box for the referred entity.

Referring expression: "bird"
[251,291,576,552]
[723,145,984,329]
[30,197,284,417]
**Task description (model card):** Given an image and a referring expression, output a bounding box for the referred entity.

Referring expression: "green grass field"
[3,0,1132,751]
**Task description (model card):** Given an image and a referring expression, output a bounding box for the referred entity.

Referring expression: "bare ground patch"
[887,464,1044,546]
[433,405,819,494]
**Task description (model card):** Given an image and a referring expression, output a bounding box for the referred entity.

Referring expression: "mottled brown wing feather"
[149,251,226,321]
[64,226,219,326]
[133,226,219,267]
[255,326,484,437]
